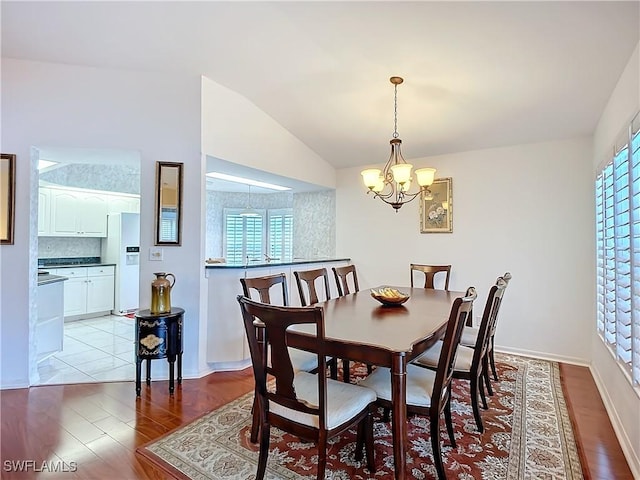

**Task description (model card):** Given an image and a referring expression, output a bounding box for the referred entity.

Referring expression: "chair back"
[294,268,331,306]
[332,265,360,296]
[237,296,327,425]
[470,276,509,370]
[240,273,289,306]
[488,272,511,339]
[410,264,451,290]
[432,287,476,409]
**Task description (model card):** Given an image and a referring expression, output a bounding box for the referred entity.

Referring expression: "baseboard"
[495,345,589,367]
[0,380,30,390]
[589,365,640,479]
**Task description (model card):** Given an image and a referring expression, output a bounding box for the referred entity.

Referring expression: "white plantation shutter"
[268,209,293,261]
[596,113,640,388]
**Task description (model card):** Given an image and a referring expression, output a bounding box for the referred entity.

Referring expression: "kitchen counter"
[37,274,68,286]
[205,258,351,269]
[41,262,116,268]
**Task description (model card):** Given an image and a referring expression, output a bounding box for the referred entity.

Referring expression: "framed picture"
[420,177,452,233]
[0,153,16,245]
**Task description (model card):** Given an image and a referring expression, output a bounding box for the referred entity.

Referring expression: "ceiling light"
[361,76,436,211]
[239,185,261,217]
[38,159,58,170]
[206,172,290,191]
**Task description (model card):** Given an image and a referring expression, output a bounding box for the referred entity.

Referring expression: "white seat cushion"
[269,371,376,430]
[267,348,319,373]
[358,363,437,408]
[460,326,479,347]
[413,340,474,372]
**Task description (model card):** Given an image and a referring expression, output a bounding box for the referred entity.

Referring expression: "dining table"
[287,286,466,480]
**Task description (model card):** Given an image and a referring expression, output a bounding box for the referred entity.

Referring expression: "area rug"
[137,354,583,479]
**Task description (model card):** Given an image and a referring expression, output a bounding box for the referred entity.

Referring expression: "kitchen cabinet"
[108,193,140,214]
[38,188,51,235]
[205,259,349,369]
[51,265,115,319]
[44,187,109,237]
[36,279,65,363]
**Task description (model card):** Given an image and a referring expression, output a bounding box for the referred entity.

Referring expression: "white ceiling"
[2,1,639,170]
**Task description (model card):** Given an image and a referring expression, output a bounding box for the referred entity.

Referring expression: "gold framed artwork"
[420,177,452,233]
[0,153,16,245]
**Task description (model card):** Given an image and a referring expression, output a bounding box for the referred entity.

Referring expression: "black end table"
[135,307,184,396]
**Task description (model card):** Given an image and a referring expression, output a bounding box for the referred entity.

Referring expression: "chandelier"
[361,76,436,211]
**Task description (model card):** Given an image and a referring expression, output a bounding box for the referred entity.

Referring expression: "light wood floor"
[0,364,633,479]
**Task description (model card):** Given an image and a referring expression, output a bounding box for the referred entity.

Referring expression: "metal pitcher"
[150,272,175,314]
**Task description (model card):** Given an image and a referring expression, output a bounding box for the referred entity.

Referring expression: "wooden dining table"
[287,286,465,480]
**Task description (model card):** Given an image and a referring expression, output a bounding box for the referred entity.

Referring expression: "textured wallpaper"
[205,189,336,260]
[38,237,102,259]
[40,164,140,195]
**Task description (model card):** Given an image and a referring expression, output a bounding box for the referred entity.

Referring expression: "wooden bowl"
[370,288,410,306]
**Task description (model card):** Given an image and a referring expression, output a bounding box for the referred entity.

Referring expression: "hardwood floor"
[0,364,633,479]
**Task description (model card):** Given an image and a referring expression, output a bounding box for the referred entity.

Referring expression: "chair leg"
[365,408,376,473]
[483,357,494,397]
[367,364,373,374]
[479,372,488,410]
[317,431,327,480]
[430,412,446,480]
[470,376,484,433]
[342,358,350,383]
[489,338,499,381]
[256,421,270,480]
[250,392,260,443]
[382,407,391,423]
[329,358,338,380]
[444,398,456,448]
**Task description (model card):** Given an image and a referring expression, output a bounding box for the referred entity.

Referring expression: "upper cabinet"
[39,185,139,237]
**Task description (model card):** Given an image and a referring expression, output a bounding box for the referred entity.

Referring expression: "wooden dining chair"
[332,264,360,296]
[410,264,451,290]
[359,287,476,480]
[412,276,508,432]
[237,296,377,480]
[241,273,320,442]
[294,267,331,306]
[460,272,512,383]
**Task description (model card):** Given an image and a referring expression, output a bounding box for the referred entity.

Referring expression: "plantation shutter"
[632,119,640,384]
[160,208,177,241]
[268,209,293,261]
[596,172,606,335]
[224,210,265,264]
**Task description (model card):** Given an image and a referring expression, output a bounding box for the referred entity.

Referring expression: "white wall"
[337,137,594,364]
[0,59,203,387]
[201,77,336,189]
[591,43,640,477]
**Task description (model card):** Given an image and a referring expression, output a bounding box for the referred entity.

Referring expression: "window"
[160,207,177,242]
[595,113,640,388]
[223,208,293,264]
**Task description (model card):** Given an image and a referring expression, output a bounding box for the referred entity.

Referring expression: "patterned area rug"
[137,354,583,479]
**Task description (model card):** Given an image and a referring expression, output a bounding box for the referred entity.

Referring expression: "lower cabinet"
[205,260,348,368]
[36,280,65,363]
[51,266,115,318]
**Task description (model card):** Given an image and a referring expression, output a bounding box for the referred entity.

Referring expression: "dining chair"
[460,272,512,383]
[359,287,476,480]
[332,264,360,296]
[241,273,321,442]
[412,276,509,432]
[294,267,332,306]
[237,296,377,480]
[410,264,451,290]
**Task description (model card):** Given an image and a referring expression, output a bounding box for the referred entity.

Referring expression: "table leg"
[135,357,142,396]
[168,356,175,394]
[177,352,182,385]
[391,353,407,480]
[146,359,151,386]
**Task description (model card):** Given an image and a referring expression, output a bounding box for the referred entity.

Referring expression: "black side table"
[135,307,184,396]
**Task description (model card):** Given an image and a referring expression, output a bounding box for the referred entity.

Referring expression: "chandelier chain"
[393,83,399,139]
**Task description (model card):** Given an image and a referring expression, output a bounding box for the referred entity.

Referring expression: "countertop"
[205,258,350,269]
[37,274,68,286]
[41,263,116,268]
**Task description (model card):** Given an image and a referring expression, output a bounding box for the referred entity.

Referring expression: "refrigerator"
[102,212,140,315]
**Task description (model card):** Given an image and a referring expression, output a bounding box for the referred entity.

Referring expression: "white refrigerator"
[102,212,140,315]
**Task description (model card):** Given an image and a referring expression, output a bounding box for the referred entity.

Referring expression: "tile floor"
[36,314,136,385]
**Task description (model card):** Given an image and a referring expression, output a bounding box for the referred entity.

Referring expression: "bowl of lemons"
[371,287,410,306]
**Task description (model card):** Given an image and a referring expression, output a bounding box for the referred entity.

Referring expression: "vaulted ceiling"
[2,1,638,169]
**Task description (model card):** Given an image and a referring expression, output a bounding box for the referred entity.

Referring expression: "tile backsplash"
[38,237,102,259]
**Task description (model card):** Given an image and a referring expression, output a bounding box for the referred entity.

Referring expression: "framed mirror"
[155,161,183,246]
[1,153,16,245]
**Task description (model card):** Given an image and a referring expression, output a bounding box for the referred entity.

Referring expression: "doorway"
[33,147,141,385]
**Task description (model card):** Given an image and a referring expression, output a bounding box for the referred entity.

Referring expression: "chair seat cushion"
[269,372,376,429]
[267,348,320,373]
[358,363,437,407]
[461,326,479,347]
[413,340,475,372]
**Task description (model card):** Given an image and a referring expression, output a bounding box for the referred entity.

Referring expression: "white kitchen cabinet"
[205,260,349,370]
[36,279,65,363]
[108,193,140,214]
[52,265,115,319]
[47,187,109,237]
[38,188,51,235]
